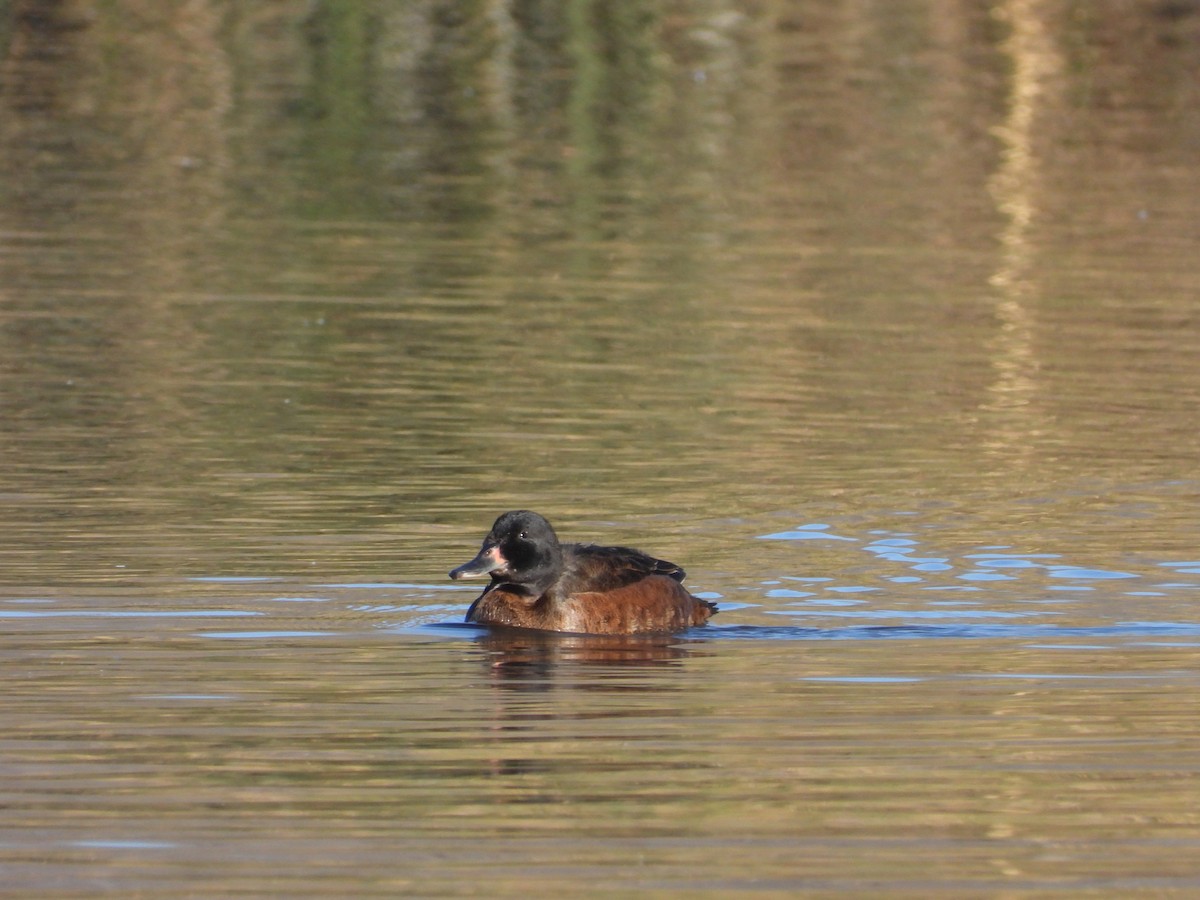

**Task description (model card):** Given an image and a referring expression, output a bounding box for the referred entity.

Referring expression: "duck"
[449,510,716,635]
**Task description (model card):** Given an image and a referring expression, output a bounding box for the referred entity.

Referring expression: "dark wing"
[560,543,686,593]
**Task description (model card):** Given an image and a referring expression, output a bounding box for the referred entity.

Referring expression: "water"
[3,1,1200,895]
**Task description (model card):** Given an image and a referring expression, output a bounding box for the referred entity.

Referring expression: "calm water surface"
[3,1,1200,895]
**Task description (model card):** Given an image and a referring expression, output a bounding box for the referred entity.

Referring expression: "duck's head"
[449,510,563,594]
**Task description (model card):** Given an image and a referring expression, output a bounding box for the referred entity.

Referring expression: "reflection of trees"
[4,2,1197,253]
[1,1,1198,580]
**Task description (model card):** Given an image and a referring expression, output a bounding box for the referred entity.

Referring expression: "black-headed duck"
[450,510,716,635]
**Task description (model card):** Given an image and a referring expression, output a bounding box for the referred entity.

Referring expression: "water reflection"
[1,2,1198,570]
[475,627,702,679]
[981,0,1062,477]
[5,2,1200,894]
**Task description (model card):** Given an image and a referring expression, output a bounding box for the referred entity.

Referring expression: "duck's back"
[558,543,686,593]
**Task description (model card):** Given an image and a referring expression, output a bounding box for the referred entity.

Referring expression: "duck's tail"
[692,597,718,625]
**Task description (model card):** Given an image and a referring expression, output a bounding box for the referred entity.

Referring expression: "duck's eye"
[518,530,528,540]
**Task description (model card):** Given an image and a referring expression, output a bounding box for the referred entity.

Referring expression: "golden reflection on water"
[982,0,1062,472]
[989,0,1061,293]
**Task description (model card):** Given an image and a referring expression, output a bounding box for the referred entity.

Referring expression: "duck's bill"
[449,545,507,580]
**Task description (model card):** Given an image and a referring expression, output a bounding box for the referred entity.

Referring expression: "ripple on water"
[759,525,857,541]
[743,523,1200,643]
[198,630,336,639]
[702,620,1200,642]
[0,609,260,619]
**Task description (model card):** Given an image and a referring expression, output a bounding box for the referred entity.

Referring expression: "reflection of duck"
[477,629,698,673]
[450,510,717,634]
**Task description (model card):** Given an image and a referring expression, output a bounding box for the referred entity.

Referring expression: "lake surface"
[2,1,1200,895]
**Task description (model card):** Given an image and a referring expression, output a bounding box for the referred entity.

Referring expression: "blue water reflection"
[722,522,1200,642]
[760,525,858,541]
[760,524,1180,590]
[708,621,1200,641]
[20,521,1190,647]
